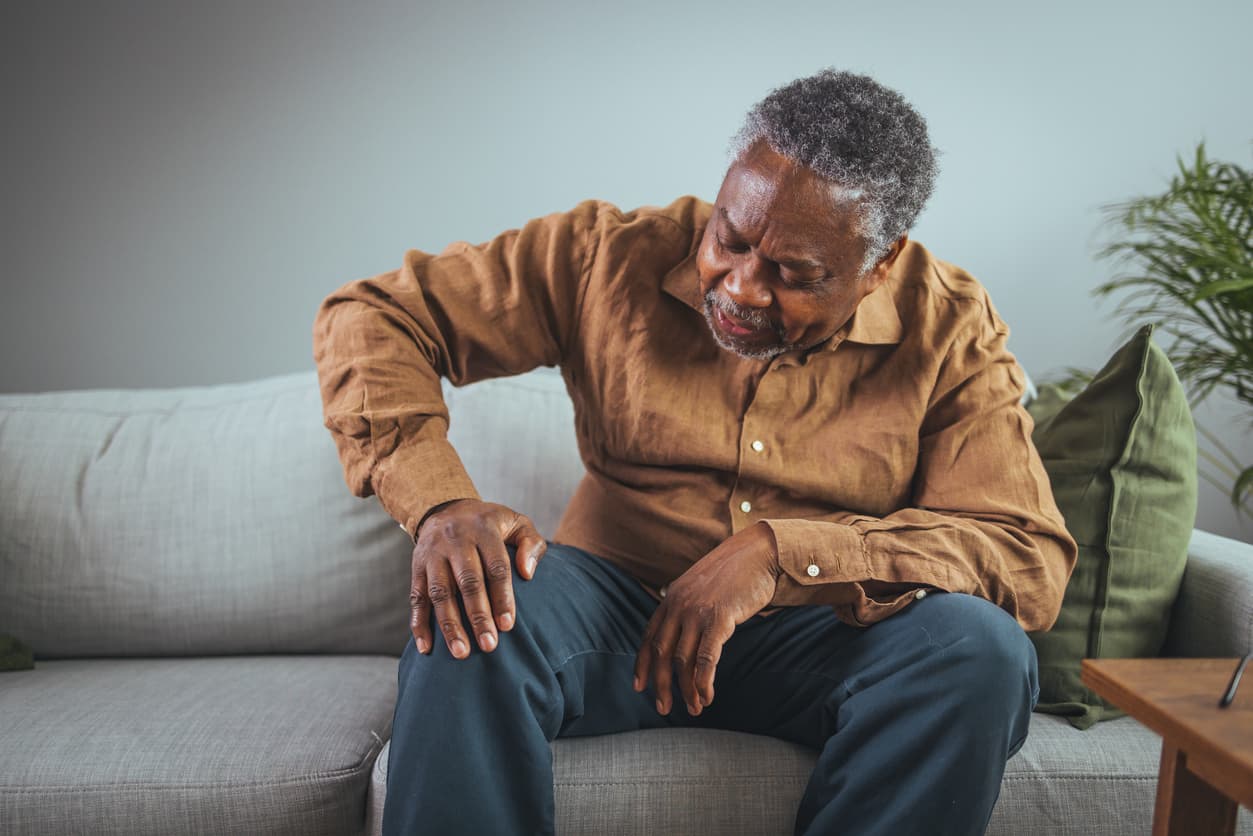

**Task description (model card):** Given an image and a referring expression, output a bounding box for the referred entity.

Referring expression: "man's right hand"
[409,499,547,659]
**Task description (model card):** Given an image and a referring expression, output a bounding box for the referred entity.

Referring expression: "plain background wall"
[2,0,1249,541]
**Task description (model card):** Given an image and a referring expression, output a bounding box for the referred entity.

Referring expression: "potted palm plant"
[1092,143,1252,515]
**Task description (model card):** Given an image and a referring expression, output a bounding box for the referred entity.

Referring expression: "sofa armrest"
[1162,529,1253,658]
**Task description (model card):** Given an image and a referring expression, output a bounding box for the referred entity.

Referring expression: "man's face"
[696,141,901,359]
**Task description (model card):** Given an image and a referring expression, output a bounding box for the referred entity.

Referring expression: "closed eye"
[780,264,826,284]
[780,271,831,295]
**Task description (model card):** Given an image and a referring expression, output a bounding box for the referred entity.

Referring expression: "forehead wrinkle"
[719,151,868,276]
[719,199,836,271]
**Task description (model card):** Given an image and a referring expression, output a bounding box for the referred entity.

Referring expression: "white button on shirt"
[739,500,752,513]
[806,564,820,577]
[751,440,765,453]
[914,589,928,600]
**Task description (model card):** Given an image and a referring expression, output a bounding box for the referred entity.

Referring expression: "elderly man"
[313,69,1076,835]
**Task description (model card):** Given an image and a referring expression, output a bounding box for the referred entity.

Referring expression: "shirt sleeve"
[762,295,1078,632]
[311,200,602,541]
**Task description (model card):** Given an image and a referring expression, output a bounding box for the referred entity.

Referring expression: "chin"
[703,309,789,360]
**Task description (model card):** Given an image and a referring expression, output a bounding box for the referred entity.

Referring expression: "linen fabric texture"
[1026,324,1198,728]
[313,196,1077,630]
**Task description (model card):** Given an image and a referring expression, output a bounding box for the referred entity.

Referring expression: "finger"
[478,537,517,633]
[694,620,734,709]
[672,621,704,716]
[450,546,498,653]
[633,614,657,694]
[428,560,472,659]
[503,514,547,580]
[409,564,432,655]
[649,614,682,716]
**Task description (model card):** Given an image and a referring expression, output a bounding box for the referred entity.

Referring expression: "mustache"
[703,290,775,332]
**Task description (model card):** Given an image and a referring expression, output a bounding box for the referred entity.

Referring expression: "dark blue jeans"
[382,543,1038,836]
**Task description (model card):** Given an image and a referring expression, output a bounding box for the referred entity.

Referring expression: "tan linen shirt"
[312,196,1076,630]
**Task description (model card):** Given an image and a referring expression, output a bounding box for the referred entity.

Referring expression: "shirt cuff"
[373,438,481,543]
[768,517,868,580]
[763,518,938,621]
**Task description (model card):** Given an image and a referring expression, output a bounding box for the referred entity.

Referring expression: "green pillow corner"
[1026,324,1198,730]
[0,633,35,672]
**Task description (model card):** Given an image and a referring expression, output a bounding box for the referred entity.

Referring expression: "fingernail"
[525,557,537,577]
[499,612,514,631]
[633,675,642,692]
[480,632,497,652]
[656,699,667,715]
[451,639,468,658]
[416,638,429,654]
[688,703,700,716]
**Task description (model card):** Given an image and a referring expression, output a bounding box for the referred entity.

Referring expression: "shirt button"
[739,500,752,513]
[751,440,765,453]
[659,585,668,599]
[914,589,928,600]
[806,564,820,577]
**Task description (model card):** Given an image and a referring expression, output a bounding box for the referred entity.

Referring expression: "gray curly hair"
[730,69,940,274]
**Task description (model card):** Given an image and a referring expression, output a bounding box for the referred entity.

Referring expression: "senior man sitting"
[312,68,1077,836]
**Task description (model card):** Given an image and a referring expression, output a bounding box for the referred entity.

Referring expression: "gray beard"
[701,290,794,360]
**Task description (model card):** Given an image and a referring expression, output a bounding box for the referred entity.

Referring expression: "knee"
[916,594,1039,712]
[397,544,574,687]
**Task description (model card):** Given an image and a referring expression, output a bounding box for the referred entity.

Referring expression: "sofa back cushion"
[442,368,583,540]
[0,368,582,658]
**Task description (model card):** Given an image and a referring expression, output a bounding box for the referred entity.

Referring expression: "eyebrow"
[719,208,827,272]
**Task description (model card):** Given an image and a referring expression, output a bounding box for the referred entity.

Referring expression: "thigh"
[697,592,1036,748]
[433,541,674,738]
[505,542,658,668]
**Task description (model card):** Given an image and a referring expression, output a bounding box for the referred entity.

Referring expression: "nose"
[722,258,773,309]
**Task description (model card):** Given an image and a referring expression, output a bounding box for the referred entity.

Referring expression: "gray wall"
[3,0,1249,540]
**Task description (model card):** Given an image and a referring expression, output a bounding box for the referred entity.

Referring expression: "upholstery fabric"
[0,372,413,657]
[0,633,34,671]
[441,368,583,539]
[1164,528,1253,657]
[368,717,1253,835]
[1026,325,1198,728]
[0,656,396,836]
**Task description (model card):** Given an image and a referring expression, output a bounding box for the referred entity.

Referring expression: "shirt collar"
[661,254,903,350]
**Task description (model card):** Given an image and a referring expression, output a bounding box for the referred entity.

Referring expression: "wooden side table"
[1081,658,1253,836]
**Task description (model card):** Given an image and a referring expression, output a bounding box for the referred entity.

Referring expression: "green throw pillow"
[1027,324,1197,729]
[0,633,34,672]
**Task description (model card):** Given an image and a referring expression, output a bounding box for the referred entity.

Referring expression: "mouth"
[713,306,765,337]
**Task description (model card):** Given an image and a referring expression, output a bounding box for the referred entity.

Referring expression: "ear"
[865,235,908,291]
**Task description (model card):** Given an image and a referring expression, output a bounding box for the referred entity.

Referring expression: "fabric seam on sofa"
[0,734,385,794]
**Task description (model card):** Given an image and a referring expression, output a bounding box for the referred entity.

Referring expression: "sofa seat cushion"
[366,715,1251,835]
[0,656,396,836]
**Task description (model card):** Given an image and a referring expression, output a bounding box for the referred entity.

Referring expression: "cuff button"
[806,564,820,577]
[914,589,928,600]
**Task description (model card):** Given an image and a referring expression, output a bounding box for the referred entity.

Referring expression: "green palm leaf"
[1093,142,1253,515]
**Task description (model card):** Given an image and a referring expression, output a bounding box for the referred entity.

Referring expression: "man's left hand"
[633,522,782,717]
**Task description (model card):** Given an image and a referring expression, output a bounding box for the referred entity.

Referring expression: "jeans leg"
[381,544,667,836]
[701,593,1038,836]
